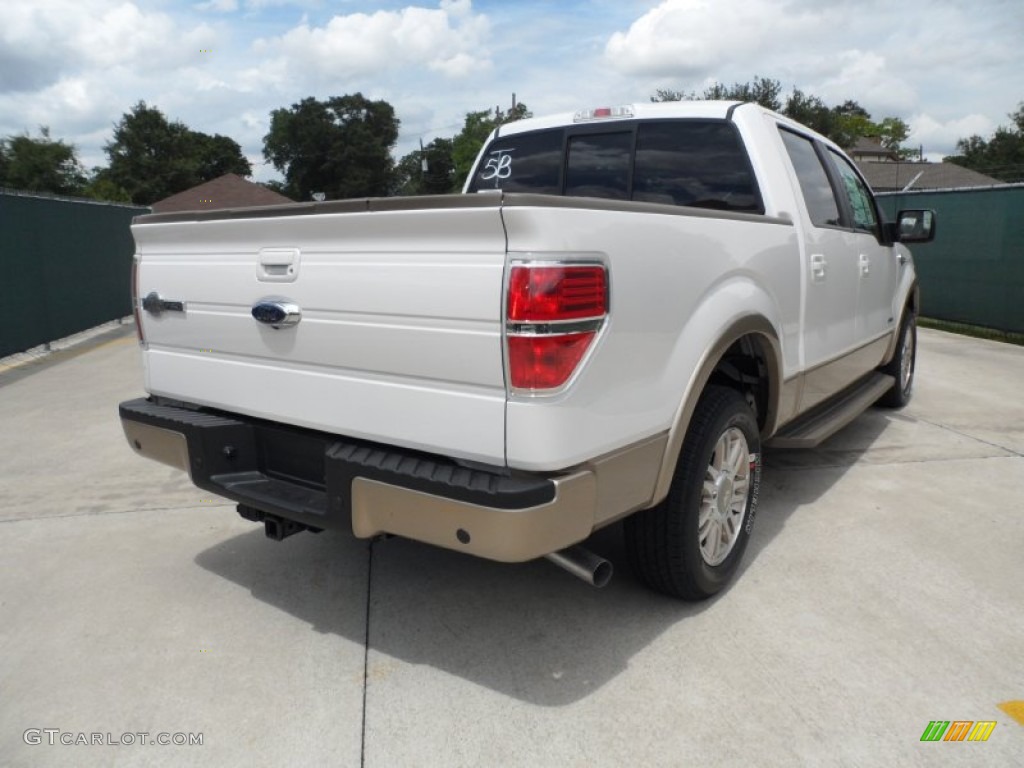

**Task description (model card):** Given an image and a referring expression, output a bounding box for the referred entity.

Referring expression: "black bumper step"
[119,398,556,531]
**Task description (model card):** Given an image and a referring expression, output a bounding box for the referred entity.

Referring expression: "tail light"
[506,263,608,391]
[131,257,146,347]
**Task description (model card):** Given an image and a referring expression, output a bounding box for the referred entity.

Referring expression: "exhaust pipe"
[545,545,613,588]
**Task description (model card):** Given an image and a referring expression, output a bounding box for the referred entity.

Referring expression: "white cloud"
[605,0,817,79]
[1,0,1019,189]
[253,1,491,82]
[0,1,219,92]
[813,50,919,116]
[910,113,995,158]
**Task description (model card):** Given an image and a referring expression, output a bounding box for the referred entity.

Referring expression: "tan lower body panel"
[352,471,597,562]
[798,333,892,413]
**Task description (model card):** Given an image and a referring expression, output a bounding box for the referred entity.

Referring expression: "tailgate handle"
[142,292,185,315]
[258,248,299,282]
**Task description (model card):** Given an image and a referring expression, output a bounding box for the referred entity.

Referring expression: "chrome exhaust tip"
[545,545,613,588]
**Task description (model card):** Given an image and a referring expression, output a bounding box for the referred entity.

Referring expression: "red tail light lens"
[508,265,607,322]
[508,332,596,389]
[506,263,607,391]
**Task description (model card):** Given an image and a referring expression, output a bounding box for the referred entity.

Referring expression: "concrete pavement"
[1,327,1021,767]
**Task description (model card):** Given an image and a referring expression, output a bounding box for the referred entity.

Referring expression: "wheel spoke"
[703,477,717,498]
[726,511,743,539]
[699,503,713,532]
[698,425,751,567]
[710,437,726,473]
[726,433,745,476]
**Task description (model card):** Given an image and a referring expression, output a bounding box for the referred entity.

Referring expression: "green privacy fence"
[1,190,149,358]
[877,185,1024,334]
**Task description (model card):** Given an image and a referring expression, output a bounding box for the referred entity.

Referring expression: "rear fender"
[650,310,783,508]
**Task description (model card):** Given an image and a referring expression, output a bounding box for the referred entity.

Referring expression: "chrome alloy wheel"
[900,323,915,392]
[699,426,751,566]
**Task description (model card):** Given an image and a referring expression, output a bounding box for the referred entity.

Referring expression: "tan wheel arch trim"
[650,316,783,507]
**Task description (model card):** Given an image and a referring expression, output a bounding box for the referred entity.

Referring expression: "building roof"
[856,161,1004,192]
[850,137,898,162]
[150,173,293,213]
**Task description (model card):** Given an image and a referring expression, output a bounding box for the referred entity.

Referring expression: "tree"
[828,100,876,149]
[194,133,252,181]
[652,77,910,151]
[393,138,456,196]
[783,89,835,137]
[450,102,532,191]
[259,179,290,196]
[263,94,399,201]
[946,103,1024,182]
[82,169,132,203]
[653,76,782,111]
[0,127,86,195]
[103,101,252,205]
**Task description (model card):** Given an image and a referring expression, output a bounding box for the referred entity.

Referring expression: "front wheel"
[625,386,761,600]
[878,312,916,408]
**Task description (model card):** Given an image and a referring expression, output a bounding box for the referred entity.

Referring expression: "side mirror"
[895,209,936,243]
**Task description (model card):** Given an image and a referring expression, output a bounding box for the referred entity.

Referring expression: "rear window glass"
[467,119,762,214]
[565,132,632,200]
[470,128,562,194]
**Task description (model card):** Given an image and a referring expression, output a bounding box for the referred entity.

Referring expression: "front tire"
[878,312,916,408]
[625,386,761,600]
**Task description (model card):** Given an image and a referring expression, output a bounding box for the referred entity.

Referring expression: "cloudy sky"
[1,0,1021,183]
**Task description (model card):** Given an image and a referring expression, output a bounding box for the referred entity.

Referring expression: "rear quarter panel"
[502,201,801,471]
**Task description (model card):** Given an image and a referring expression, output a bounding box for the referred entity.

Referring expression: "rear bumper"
[118,397,597,562]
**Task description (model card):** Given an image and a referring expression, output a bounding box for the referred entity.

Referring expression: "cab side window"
[779,129,841,228]
[828,150,880,237]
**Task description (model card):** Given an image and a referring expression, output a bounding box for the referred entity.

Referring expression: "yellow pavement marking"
[998,700,1024,726]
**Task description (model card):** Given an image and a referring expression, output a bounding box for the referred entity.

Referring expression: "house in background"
[849,136,1004,192]
[151,173,293,213]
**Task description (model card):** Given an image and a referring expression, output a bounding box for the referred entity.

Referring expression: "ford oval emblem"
[251,300,301,329]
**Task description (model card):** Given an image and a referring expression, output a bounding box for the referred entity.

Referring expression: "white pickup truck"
[119,101,934,599]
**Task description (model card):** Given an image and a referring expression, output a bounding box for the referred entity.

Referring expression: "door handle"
[859,254,870,276]
[810,254,827,281]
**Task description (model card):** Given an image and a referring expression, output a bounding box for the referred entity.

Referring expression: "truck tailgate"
[132,198,508,465]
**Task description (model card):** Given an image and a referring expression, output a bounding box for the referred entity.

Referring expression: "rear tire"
[625,386,761,600]
[878,312,916,408]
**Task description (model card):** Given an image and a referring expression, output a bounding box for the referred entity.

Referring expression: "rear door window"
[779,129,841,228]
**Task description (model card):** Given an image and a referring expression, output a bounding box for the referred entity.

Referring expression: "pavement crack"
[0,503,234,524]
[916,417,1024,457]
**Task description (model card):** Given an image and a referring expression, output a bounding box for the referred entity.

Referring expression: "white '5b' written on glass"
[481,149,514,180]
